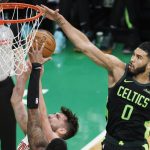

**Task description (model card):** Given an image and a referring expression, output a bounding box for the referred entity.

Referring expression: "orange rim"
[0,3,44,24]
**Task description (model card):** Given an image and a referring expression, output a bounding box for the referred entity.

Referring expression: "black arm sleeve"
[46,138,67,150]
[27,63,42,109]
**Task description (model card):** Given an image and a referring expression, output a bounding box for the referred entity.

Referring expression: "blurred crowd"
[8,0,150,54]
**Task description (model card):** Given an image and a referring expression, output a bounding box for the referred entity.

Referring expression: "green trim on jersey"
[142,144,149,150]
[144,121,150,139]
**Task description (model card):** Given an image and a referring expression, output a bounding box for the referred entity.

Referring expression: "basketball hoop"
[0,3,44,80]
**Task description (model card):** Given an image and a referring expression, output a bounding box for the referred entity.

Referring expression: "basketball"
[31,29,56,58]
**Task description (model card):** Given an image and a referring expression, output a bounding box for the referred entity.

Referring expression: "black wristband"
[27,63,42,109]
[32,63,42,70]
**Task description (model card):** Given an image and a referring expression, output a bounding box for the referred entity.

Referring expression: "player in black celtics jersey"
[40,5,150,150]
[104,42,150,150]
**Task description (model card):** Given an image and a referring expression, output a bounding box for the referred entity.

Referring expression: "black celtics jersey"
[106,65,150,141]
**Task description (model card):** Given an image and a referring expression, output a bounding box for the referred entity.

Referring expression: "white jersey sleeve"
[17,135,30,150]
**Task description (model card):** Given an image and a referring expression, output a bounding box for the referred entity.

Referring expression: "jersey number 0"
[121,104,133,120]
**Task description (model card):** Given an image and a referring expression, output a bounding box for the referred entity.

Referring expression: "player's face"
[48,113,68,132]
[129,48,149,75]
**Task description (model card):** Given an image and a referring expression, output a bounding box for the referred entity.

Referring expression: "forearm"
[11,76,26,104]
[27,63,48,149]
[41,5,114,69]
[26,36,52,149]
[11,79,28,133]
[56,14,90,51]
[56,15,123,71]
[27,63,41,109]
[11,95,27,134]
[55,14,113,68]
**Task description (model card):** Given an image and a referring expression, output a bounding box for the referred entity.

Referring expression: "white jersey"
[17,135,30,150]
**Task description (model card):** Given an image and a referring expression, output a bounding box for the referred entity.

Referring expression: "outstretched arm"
[11,72,28,134]
[28,77,59,148]
[27,43,50,149]
[11,46,32,134]
[40,5,125,73]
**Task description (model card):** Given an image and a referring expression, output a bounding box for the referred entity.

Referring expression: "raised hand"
[40,5,60,22]
[29,40,51,64]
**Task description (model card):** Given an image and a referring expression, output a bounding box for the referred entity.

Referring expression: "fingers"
[40,4,59,20]
[36,5,44,14]
[30,40,44,53]
[39,43,45,53]
[35,39,38,51]
[55,9,59,14]
[35,40,45,55]
[40,4,59,15]
[28,38,51,64]
[43,57,52,64]
[41,4,50,11]
[41,4,51,14]
[44,57,52,63]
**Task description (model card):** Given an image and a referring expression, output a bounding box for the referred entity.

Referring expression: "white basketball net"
[0,4,43,81]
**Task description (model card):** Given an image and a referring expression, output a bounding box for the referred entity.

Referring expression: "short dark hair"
[60,107,79,140]
[138,42,150,58]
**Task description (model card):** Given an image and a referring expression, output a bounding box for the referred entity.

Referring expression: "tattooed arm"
[27,109,48,150]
